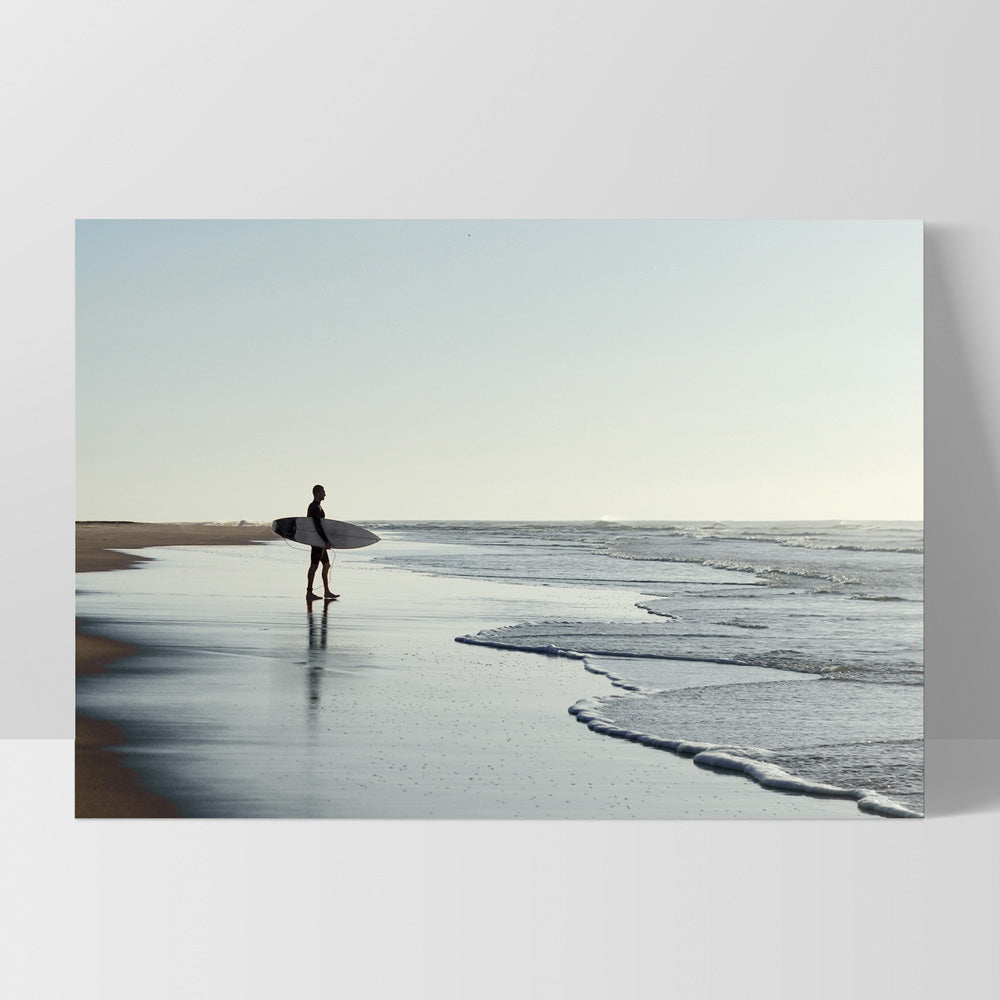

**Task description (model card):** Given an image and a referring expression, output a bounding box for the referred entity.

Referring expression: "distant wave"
[600,549,866,588]
[592,524,923,555]
[849,594,910,602]
[790,543,923,554]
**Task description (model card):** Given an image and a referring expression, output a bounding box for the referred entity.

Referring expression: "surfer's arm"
[308,503,333,548]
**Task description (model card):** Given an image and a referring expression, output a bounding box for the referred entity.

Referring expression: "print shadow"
[924,739,1000,817]
[924,225,1000,815]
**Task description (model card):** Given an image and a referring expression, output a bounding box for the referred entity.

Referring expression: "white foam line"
[455,633,750,669]
[566,703,922,819]
[454,635,586,660]
[582,658,658,695]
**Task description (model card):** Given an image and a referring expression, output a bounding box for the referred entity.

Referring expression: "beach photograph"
[76,219,923,820]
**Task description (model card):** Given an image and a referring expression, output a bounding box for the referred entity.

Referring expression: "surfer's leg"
[307,548,324,598]
[320,552,338,599]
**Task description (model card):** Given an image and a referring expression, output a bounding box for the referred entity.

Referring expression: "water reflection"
[305,596,336,712]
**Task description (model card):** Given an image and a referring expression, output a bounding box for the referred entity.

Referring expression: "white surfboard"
[271,517,380,550]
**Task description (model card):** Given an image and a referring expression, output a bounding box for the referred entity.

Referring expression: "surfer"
[306,484,339,601]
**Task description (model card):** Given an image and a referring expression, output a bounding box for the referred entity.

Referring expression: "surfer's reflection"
[305,596,336,712]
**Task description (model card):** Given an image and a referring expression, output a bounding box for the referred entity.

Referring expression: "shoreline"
[75,521,274,817]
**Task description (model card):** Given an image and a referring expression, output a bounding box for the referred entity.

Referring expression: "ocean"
[369,520,924,817]
[76,520,921,818]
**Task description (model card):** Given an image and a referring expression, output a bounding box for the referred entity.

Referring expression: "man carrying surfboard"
[306,484,339,601]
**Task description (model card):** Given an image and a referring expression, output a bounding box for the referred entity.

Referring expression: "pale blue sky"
[76,220,922,522]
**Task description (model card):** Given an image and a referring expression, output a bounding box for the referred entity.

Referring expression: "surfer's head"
[313,484,326,500]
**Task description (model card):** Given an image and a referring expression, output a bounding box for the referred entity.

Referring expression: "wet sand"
[75,521,273,817]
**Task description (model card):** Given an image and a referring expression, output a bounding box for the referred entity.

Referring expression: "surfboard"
[271,517,381,550]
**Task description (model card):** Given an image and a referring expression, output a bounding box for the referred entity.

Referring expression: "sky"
[76,220,922,522]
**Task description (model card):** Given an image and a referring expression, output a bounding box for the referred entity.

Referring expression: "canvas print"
[75,220,923,819]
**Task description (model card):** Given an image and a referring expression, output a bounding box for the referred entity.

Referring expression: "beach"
[75,522,273,816]
[75,521,884,819]
[76,521,276,573]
